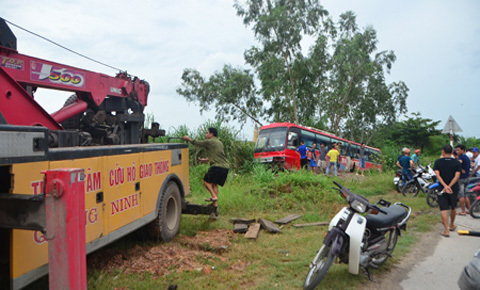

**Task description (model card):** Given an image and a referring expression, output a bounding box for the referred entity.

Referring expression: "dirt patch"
[87,229,238,276]
[358,224,442,290]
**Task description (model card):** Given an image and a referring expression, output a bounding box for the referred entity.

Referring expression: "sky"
[2,0,479,141]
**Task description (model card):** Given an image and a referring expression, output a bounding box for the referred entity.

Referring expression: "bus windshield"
[255,127,287,153]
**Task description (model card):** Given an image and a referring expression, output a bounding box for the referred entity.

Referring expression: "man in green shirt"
[182,128,229,212]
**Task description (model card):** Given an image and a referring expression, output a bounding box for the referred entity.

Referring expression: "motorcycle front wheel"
[470,200,480,219]
[395,179,403,193]
[426,189,439,207]
[370,229,398,266]
[304,244,336,290]
[402,182,419,197]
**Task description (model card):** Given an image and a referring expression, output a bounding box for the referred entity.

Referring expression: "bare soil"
[87,229,240,276]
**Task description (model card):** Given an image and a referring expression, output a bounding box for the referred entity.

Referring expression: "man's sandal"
[205,198,218,202]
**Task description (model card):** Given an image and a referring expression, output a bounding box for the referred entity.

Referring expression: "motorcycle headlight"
[351,199,368,213]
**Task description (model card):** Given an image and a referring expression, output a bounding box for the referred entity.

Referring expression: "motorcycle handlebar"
[333,181,342,188]
[331,181,388,214]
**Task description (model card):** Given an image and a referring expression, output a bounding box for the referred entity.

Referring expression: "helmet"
[415,149,420,154]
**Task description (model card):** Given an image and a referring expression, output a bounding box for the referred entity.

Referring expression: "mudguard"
[345,213,366,274]
[327,207,366,274]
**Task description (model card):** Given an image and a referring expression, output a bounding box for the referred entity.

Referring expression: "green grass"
[80,169,440,289]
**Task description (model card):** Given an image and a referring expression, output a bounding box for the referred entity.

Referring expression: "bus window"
[352,144,360,158]
[369,149,381,164]
[254,127,288,153]
[287,131,299,150]
[301,130,316,148]
[316,134,330,149]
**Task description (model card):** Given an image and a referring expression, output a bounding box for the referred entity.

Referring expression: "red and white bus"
[254,122,382,171]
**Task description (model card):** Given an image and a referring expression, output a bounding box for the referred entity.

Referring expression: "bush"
[153,121,255,173]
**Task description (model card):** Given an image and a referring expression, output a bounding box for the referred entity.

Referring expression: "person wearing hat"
[472,148,480,177]
[411,149,421,167]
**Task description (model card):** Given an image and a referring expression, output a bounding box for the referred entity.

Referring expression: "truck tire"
[61,94,82,129]
[147,181,182,242]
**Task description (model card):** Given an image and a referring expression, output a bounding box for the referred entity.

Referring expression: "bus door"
[287,127,301,169]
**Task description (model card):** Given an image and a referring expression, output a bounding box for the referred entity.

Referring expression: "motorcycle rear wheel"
[370,229,398,266]
[304,244,336,290]
[426,189,439,208]
[470,200,480,219]
[402,182,419,197]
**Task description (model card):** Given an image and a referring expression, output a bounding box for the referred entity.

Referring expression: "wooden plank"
[275,214,302,225]
[233,223,249,233]
[292,222,329,228]
[229,218,256,225]
[259,218,282,233]
[244,223,261,239]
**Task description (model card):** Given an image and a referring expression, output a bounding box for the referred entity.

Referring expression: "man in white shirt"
[472,148,480,177]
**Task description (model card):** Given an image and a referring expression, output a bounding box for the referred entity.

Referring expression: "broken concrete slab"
[275,214,302,225]
[229,218,256,225]
[259,218,282,233]
[233,223,249,233]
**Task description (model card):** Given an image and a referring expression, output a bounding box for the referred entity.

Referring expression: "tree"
[177,4,408,144]
[372,112,441,150]
[237,0,329,124]
[324,12,408,141]
[177,65,263,126]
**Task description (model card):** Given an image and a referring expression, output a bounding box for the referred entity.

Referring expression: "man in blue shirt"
[411,149,421,166]
[455,144,471,215]
[396,148,414,187]
[296,141,308,170]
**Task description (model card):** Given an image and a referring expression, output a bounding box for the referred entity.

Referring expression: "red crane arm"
[0,46,149,129]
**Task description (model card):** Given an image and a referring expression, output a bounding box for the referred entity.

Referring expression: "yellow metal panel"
[139,151,171,215]
[9,145,190,281]
[104,154,142,232]
[10,162,49,279]
[50,158,104,242]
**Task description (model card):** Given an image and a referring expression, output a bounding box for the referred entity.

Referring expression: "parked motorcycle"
[468,183,480,219]
[394,169,403,192]
[303,182,411,290]
[426,180,440,207]
[427,177,480,209]
[402,165,436,197]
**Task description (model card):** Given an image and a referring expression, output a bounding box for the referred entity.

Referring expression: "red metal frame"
[44,168,86,290]
[254,122,382,171]
[0,45,148,129]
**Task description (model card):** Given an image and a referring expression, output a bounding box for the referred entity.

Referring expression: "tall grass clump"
[152,120,254,173]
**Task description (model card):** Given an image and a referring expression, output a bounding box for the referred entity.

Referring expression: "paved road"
[400,214,480,290]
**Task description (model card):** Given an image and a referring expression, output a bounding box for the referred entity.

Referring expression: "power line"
[2,17,123,72]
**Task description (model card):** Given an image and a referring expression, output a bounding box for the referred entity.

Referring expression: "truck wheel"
[61,94,82,129]
[147,181,182,242]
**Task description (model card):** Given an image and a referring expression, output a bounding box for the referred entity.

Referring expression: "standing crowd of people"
[396,144,480,237]
[296,141,368,176]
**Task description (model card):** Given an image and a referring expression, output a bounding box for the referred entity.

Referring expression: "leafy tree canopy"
[177,1,409,145]
[371,112,441,150]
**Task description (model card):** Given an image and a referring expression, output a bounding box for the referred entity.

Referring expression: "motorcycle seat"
[365,205,408,229]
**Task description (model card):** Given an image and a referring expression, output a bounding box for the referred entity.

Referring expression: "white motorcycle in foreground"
[304,181,411,290]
